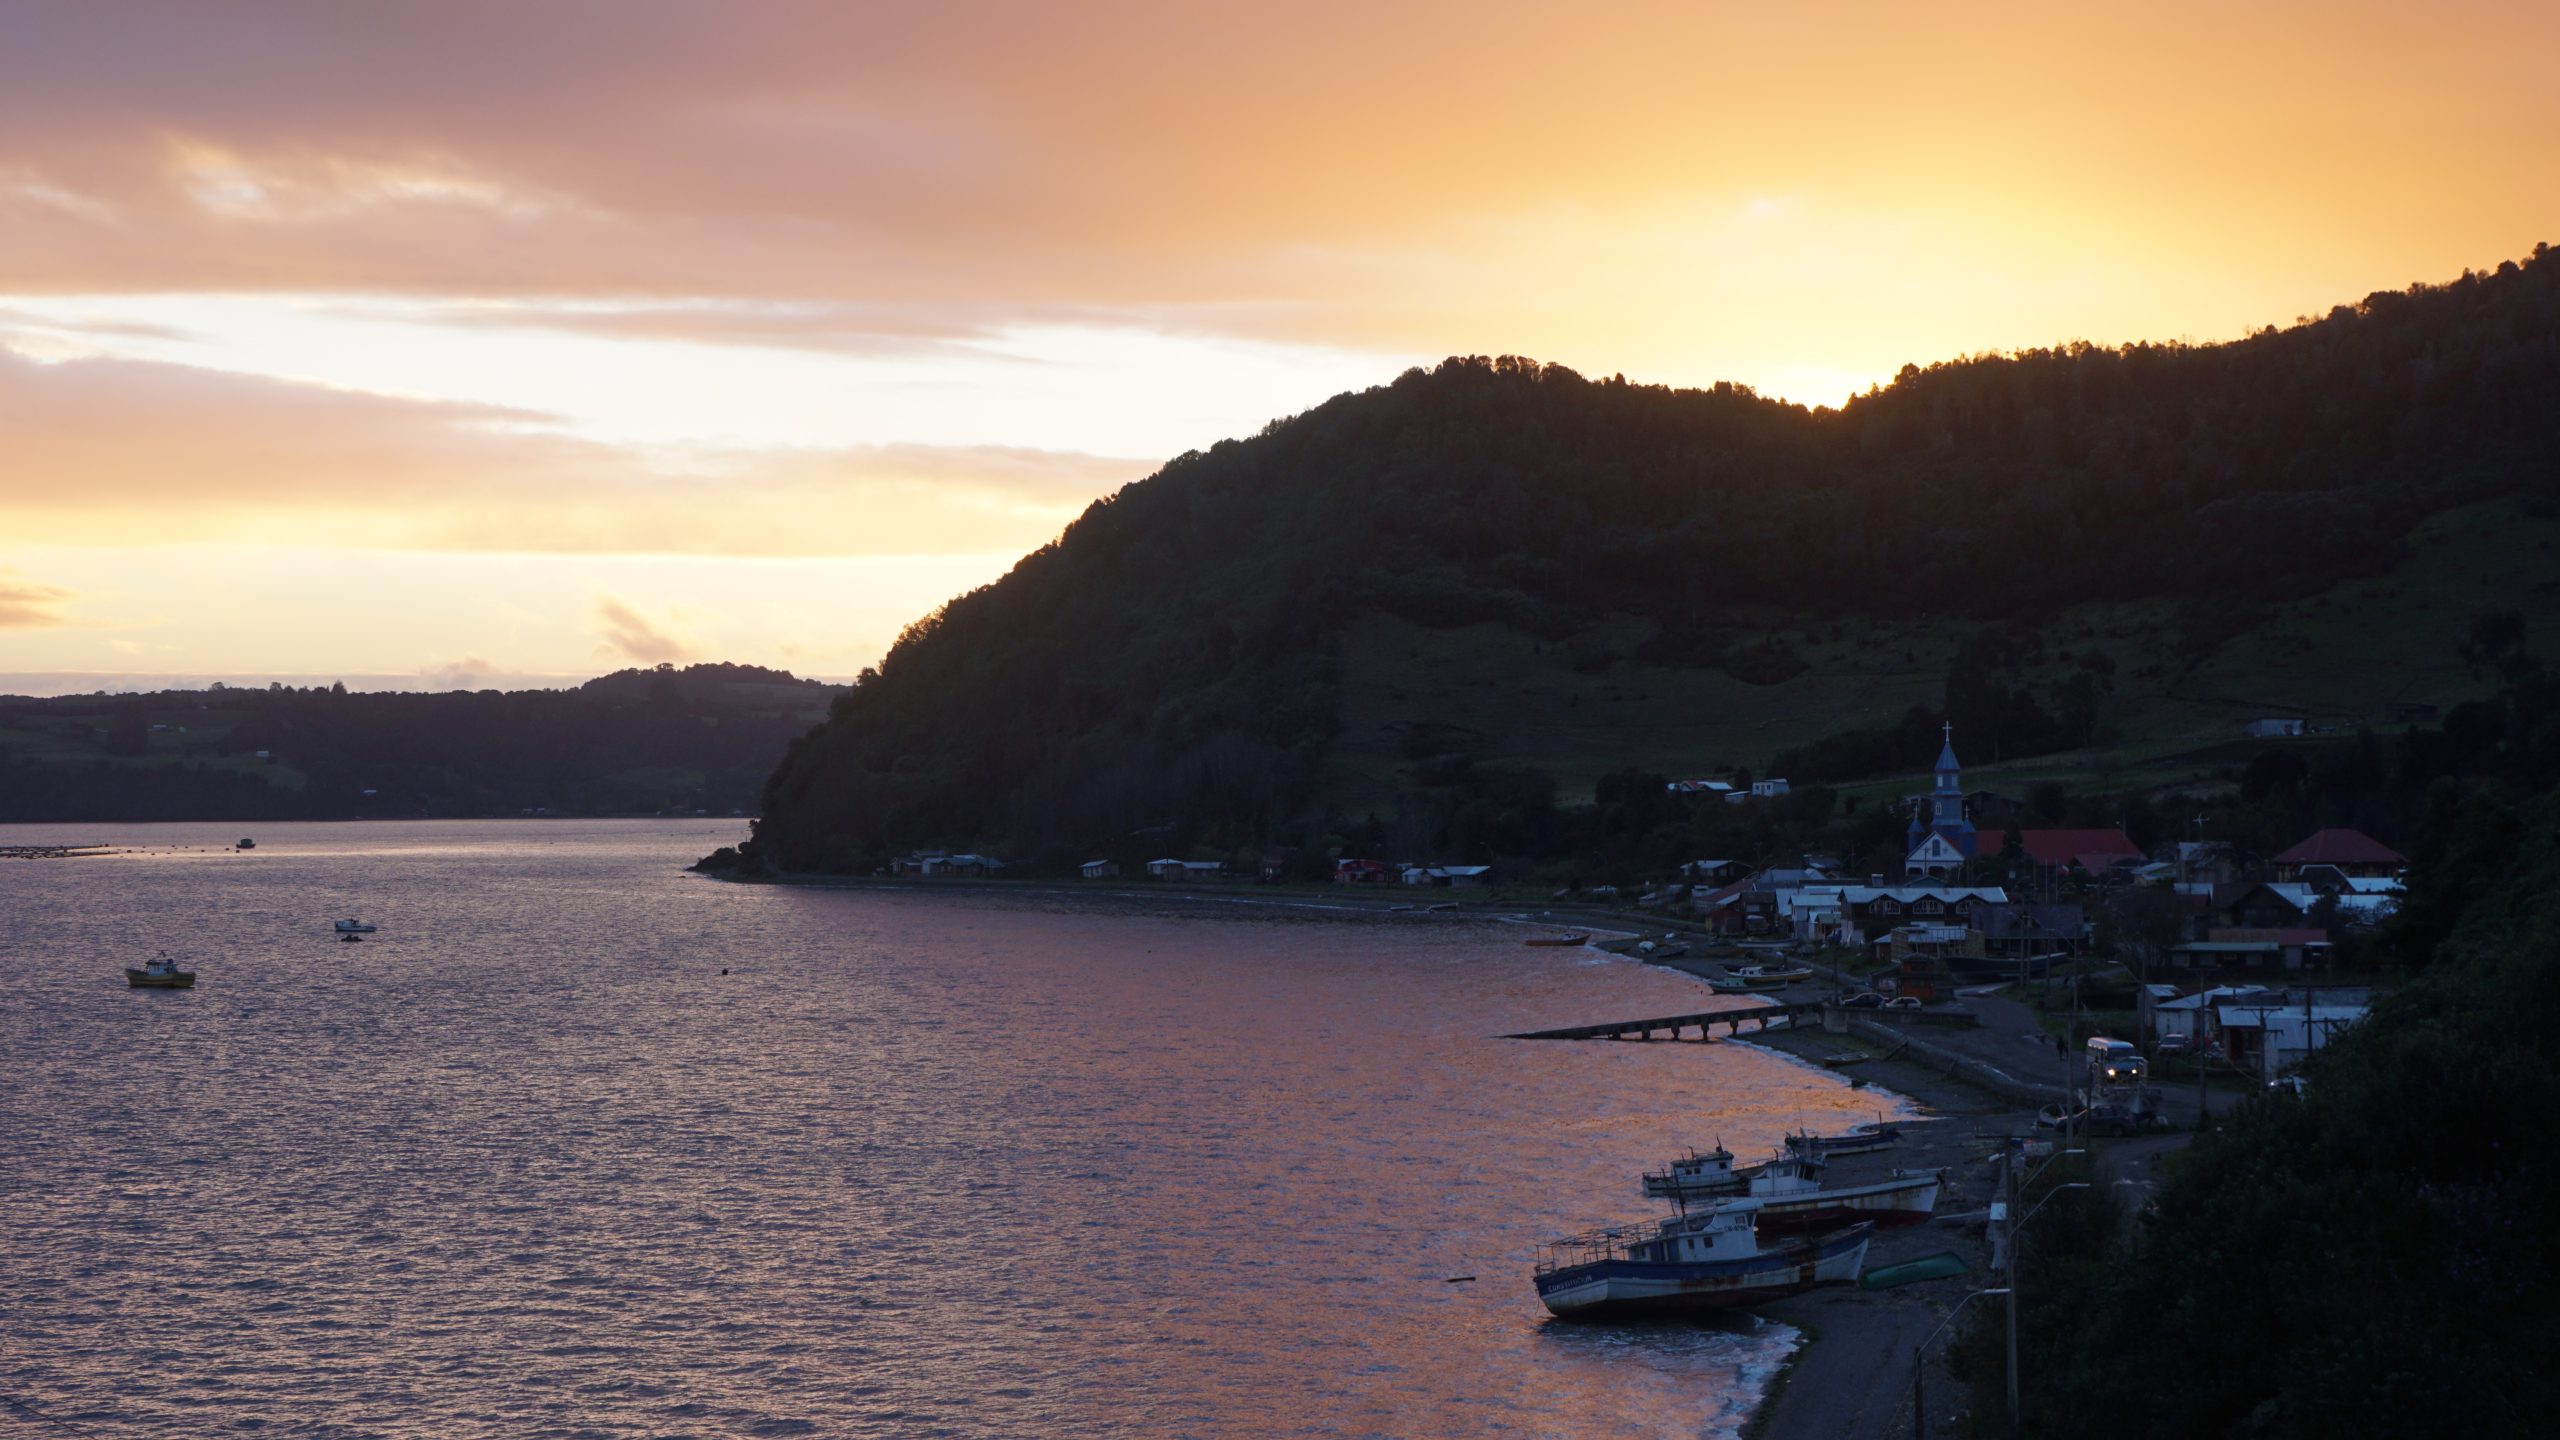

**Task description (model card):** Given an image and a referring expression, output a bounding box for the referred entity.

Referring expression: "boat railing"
[1534,1221,1659,1273]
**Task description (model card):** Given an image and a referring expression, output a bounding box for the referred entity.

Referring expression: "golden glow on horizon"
[2,0,2555,686]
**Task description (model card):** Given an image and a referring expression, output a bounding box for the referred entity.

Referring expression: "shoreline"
[722,866,2014,1439]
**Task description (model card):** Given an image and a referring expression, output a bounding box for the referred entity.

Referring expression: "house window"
[1875,899,1900,915]
[1915,899,1942,915]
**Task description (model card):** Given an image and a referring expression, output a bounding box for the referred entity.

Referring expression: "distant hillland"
[0,663,841,822]
[732,246,2560,878]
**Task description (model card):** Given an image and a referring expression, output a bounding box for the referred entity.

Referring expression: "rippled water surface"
[2,821,1906,1438]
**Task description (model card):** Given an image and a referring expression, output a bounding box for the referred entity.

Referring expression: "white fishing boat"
[332,918,377,934]
[1640,1144,1756,1201]
[1783,1120,1905,1158]
[1715,963,1814,990]
[1533,1198,1870,1320]
[1727,1151,1944,1233]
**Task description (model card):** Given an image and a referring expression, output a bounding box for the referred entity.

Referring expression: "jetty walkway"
[1504,1001,1817,1042]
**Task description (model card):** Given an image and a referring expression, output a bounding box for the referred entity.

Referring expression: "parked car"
[1884,995,1923,1010]
[2154,1034,2193,1058]
[1839,992,1885,1009]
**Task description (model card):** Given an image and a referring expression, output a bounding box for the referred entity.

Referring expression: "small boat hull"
[125,969,195,988]
[1536,1224,1871,1320]
[1524,934,1590,947]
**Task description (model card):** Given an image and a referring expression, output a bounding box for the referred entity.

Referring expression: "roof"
[2273,828,2404,866]
[1838,886,2008,905]
[1975,829,2147,868]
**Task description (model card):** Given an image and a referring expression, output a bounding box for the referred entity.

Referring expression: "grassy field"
[1326,496,2557,812]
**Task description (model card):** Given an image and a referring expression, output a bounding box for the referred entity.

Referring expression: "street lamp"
[1911,1287,2010,1440]
[2000,1159,2094,1422]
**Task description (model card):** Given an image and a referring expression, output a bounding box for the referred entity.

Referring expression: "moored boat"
[333,918,377,934]
[1533,1199,1870,1320]
[1522,933,1589,947]
[125,954,196,989]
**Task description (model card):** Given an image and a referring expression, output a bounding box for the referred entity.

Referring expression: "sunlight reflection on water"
[1,821,1909,1438]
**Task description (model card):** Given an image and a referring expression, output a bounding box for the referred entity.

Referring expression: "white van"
[2085,1037,2146,1087]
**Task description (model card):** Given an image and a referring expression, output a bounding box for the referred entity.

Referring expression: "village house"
[2170,927,2334,973]
[2216,995,2370,1082]
[1147,858,1225,880]
[2271,828,2405,882]
[1976,901,2089,958]
[920,852,1002,877]
[1332,857,1390,884]
[1975,827,2149,877]
[1678,858,1753,886]
[1401,864,1493,887]
[2244,717,2308,738]
[1079,859,1120,880]
[1806,883,2010,945]
[1665,778,1736,796]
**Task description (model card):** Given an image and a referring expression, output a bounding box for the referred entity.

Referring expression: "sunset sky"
[4,0,2554,692]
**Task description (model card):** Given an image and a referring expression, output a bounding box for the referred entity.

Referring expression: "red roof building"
[2272,829,2405,879]
[1976,829,2148,872]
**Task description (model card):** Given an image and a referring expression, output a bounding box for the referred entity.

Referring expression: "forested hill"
[738,247,2560,875]
[0,663,840,822]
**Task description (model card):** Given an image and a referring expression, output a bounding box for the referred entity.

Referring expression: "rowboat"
[1534,1199,1870,1319]
[125,954,196,989]
[1523,934,1590,947]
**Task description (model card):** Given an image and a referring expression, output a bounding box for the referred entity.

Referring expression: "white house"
[2216,1000,2368,1082]
[1080,859,1120,880]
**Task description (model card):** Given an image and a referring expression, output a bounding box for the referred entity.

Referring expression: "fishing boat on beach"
[1641,1144,1754,1201]
[125,954,196,989]
[1522,934,1589,947]
[1784,1121,1904,1158]
[1533,1198,1870,1319]
[1725,1151,1943,1232]
[1714,962,1814,990]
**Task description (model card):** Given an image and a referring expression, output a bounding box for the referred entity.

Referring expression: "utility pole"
[2004,1151,2021,1421]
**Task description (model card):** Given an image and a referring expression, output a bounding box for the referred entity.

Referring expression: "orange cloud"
[0,347,1149,556]
[591,597,693,665]
[0,573,77,628]
[0,1,2550,369]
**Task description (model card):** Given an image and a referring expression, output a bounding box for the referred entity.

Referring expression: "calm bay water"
[2,821,1906,1438]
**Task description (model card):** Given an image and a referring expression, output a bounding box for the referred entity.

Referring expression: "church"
[1904,725,1978,879]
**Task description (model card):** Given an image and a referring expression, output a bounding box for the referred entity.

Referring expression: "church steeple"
[1930,723,1974,850]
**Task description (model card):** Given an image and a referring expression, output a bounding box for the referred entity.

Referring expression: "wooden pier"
[1505,1002,1819,1042]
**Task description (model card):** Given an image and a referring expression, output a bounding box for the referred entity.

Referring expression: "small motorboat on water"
[125,954,196,989]
[1533,1199,1870,1320]
[333,918,377,934]
[235,837,255,850]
